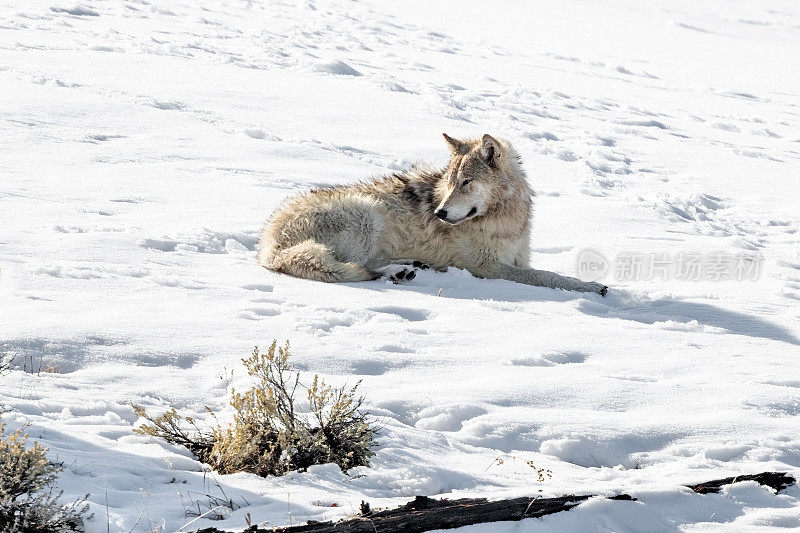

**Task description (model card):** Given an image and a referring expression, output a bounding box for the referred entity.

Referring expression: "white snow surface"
[2,0,800,531]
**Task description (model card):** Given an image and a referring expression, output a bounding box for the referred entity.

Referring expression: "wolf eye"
[461,179,472,188]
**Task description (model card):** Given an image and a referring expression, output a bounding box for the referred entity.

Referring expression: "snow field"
[1,0,800,531]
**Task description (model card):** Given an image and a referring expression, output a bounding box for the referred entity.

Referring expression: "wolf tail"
[259,240,377,283]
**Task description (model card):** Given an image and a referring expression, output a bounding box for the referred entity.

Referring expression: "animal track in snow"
[735,148,783,162]
[414,405,488,432]
[525,131,559,141]
[369,306,429,322]
[711,122,741,132]
[748,399,800,417]
[616,119,669,129]
[150,275,206,290]
[510,351,587,367]
[376,344,415,353]
[50,5,100,17]
[241,305,281,318]
[151,100,183,110]
[703,444,750,462]
[300,309,358,333]
[54,225,87,233]
[761,380,800,388]
[110,198,141,203]
[142,238,177,252]
[540,432,678,469]
[242,283,274,292]
[342,358,395,376]
[250,296,282,305]
[556,149,580,162]
[35,265,103,279]
[610,374,657,383]
[142,230,257,254]
[373,400,423,425]
[86,134,126,142]
[243,128,280,140]
[655,193,738,233]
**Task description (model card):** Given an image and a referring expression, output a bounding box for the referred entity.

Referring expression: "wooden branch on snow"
[192,471,794,533]
[686,471,795,494]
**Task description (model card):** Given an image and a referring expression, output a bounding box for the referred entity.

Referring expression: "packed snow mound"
[313,60,363,76]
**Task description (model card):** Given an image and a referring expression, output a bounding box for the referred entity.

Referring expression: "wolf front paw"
[584,281,608,296]
[379,264,420,283]
[389,268,416,283]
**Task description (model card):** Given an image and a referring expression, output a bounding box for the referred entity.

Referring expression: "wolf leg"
[488,263,607,296]
[263,240,377,283]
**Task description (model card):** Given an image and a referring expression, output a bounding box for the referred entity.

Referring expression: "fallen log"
[686,471,795,494]
[194,494,593,533]
[193,471,794,533]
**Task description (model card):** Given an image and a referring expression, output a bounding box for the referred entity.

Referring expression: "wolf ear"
[480,134,501,165]
[442,133,469,154]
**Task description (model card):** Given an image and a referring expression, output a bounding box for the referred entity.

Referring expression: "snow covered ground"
[2,0,800,531]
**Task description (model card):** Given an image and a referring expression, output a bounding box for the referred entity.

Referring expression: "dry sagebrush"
[134,341,376,477]
[0,417,89,533]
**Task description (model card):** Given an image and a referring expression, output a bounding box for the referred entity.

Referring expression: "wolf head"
[433,133,525,225]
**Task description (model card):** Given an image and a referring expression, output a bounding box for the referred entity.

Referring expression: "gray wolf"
[257,133,607,296]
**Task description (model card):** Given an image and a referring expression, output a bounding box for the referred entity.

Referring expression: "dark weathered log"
[270,494,589,533]
[194,494,592,533]
[687,471,795,494]
[193,471,795,533]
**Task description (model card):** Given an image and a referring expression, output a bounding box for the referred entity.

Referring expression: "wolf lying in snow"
[258,134,607,295]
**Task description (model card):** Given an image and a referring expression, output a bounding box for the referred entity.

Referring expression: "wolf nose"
[434,209,448,220]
